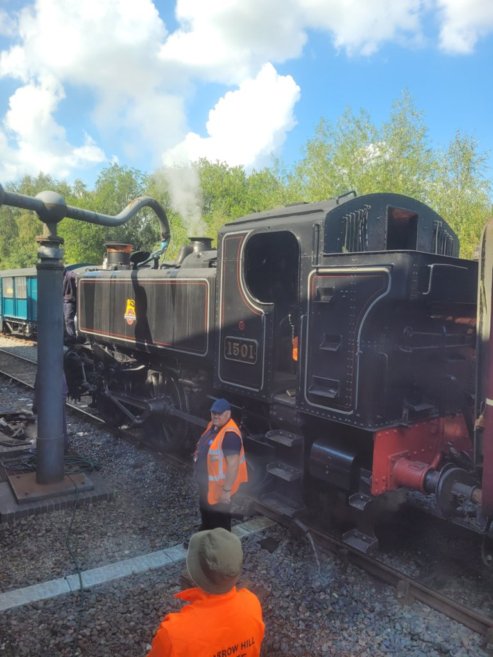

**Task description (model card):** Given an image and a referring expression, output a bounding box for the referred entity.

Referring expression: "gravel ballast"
[0,369,490,657]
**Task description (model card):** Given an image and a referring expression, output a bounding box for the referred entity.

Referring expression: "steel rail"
[311,526,493,641]
[0,345,188,468]
[0,347,104,426]
[0,347,37,365]
[253,499,493,649]
[0,348,37,386]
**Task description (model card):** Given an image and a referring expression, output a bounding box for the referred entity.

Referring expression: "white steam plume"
[159,163,207,237]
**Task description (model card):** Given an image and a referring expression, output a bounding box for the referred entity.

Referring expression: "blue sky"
[0,0,492,201]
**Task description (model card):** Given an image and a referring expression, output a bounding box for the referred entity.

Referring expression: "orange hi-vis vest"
[146,586,265,657]
[201,418,248,505]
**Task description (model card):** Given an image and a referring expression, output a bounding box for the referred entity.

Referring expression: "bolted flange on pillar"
[35,191,66,484]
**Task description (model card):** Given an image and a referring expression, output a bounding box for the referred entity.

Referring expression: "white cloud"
[160,0,493,77]
[0,76,105,179]
[437,0,493,53]
[0,0,177,179]
[0,0,491,183]
[5,0,166,88]
[159,0,427,79]
[299,0,425,55]
[159,0,307,84]
[164,64,300,168]
[0,45,28,81]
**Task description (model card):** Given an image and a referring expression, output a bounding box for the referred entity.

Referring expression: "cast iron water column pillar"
[35,191,66,483]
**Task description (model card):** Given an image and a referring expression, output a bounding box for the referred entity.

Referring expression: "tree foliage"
[197,160,288,236]
[0,173,72,267]
[429,133,491,257]
[288,93,491,256]
[0,94,491,266]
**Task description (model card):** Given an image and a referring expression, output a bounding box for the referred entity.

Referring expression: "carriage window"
[244,231,299,305]
[387,206,418,250]
[3,277,14,298]
[16,277,27,299]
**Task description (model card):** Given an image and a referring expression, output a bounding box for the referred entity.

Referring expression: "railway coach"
[0,267,37,338]
[0,264,95,340]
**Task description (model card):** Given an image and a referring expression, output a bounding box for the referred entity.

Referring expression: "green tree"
[0,173,73,267]
[2,93,490,267]
[60,164,156,265]
[88,164,150,247]
[286,92,491,256]
[198,160,250,235]
[288,108,379,200]
[289,94,437,201]
[245,165,292,213]
[429,133,491,258]
[0,207,19,267]
[197,160,292,235]
[59,179,106,265]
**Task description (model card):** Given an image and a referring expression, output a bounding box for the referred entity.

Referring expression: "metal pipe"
[0,186,171,243]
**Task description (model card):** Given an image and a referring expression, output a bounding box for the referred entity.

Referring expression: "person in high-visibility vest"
[193,398,248,532]
[146,528,264,657]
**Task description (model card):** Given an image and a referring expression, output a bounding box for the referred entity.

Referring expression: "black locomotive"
[64,191,492,550]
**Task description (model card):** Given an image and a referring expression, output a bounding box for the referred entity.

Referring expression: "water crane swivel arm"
[0,185,171,249]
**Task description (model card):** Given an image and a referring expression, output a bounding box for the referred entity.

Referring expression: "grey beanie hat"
[186,528,243,594]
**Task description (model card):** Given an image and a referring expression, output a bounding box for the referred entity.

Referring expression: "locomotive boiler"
[64,191,492,552]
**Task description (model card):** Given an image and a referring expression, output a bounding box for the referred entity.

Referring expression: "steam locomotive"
[63,191,493,553]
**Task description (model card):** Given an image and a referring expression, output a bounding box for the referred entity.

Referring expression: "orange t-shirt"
[147,586,264,657]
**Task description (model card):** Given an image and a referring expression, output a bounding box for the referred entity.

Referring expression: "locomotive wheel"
[150,373,191,452]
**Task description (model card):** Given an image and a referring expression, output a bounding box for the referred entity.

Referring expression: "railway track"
[253,500,493,650]
[0,339,492,651]
[0,346,37,387]
[0,345,107,434]
[312,523,493,644]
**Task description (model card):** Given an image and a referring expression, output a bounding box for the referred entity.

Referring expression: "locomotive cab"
[215,204,318,404]
[243,230,300,392]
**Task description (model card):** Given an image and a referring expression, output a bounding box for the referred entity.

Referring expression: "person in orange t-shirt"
[146,528,264,657]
